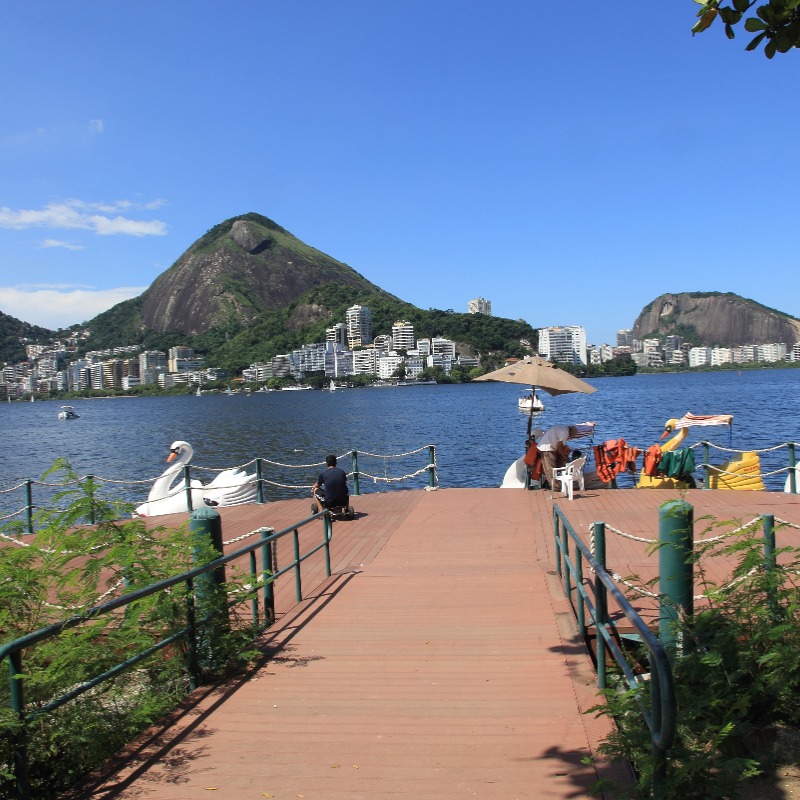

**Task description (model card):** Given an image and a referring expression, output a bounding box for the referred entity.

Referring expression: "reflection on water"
[1,369,798,505]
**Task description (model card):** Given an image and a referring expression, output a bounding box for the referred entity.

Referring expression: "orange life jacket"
[594,438,642,483]
[644,444,663,477]
[523,441,543,481]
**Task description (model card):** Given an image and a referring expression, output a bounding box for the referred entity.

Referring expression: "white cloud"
[0,285,147,329]
[88,119,104,135]
[40,239,84,250]
[0,199,168,237]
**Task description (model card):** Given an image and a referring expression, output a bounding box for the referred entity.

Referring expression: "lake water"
[1,369,799,508]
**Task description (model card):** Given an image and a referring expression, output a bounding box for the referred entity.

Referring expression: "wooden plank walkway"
[68,486,800,800]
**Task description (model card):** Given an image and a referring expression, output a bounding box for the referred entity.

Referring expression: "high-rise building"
[391,321,415,351]
[538,326,588,365]
[346,305,373,348]
[468,297,492,315]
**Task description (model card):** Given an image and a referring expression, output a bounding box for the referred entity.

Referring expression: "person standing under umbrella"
[538,425,578,490]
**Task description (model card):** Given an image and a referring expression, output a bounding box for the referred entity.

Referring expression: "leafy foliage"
[692,0,800,58]
[592,519,800,798]
[0,462,259,798]
[0,310,54,364]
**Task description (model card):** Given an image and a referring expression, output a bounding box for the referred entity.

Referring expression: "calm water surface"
[1,369,798,505]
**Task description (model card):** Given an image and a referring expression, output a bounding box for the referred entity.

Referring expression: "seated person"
[312,454,350,511]
[537,425,579,489]
[569,449,582,462]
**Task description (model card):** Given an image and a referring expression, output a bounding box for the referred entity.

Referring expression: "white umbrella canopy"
[474,355,597,396]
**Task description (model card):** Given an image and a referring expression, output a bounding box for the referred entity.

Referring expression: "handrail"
[1,509,334,800]
[552,504,676,800]
[0,445,438,535]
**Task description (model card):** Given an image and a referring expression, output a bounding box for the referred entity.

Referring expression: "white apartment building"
[689,347,711,367]
[467,297,492,315]
[346,305,373,348]
[711,348,733,366]
[378,354,405,379]
[373,335,392,355]
[431,337,456,358]
[391,321,415,351]
[325,323,348,347]
[352,348,377,375]
[538,326,588,365]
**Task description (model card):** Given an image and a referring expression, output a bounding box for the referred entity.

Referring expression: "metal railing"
[0,508,334,800]
[552,504,676,800]
[0,445,438,535]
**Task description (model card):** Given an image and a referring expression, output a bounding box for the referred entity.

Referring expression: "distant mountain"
[632,292,800,347]
[0,310,55,364]
[140,213,389,336]
[52,213,536,372]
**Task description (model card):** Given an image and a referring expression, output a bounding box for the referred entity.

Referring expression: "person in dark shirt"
[312,454,350,511]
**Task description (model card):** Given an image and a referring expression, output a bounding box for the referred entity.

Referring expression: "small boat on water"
[518,392,544,412]
[282,385,312,391]
[57,405,80,420]
[328,380,336,392]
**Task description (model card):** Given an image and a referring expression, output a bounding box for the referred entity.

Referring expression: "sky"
[1,1,798,347]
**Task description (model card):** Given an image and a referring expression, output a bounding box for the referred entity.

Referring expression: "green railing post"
[594,522,608,690]
[293,529,302,601]
[323,514,332,577]
[428,445,436,489]
[9,650,30,800]
[261,527,275,626]
[190,507,228,671]
[351,450,360,496]
[24,480,33,535]
[87,475,96,525]
[183,465,194,512]
[762,514,778,618]
[789,443,797,494]
[256,458,265,504]
[658,500,694,651]
[702,442,710,489]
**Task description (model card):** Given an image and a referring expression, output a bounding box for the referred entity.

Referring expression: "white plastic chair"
[551,456,587,501]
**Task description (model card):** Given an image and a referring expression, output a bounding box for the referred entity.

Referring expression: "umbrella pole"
[526,385,536,440]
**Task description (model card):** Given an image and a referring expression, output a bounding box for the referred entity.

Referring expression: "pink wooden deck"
[70,486,800,800]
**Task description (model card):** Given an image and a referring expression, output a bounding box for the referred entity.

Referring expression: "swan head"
[661,419,680,439]
[167,441,192,462]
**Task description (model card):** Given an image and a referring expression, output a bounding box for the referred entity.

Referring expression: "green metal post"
[658,500,694,650]
[293,529,302,601]
[594,522,608,690]
[575,550,585,637]
[323,514,332,576]
[24,480,33,535]
[189,507,228,670]
[762,514,778,618]
[789,443,797,494]
[183,465,194,512]
[9,651,30,800]
[261,528,275,626]
[351,450,360,496]
[428,445,436,489]
[87,475,96,525]
[702,442,710,489]
[256,458,265,504]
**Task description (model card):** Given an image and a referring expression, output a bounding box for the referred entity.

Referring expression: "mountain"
[0,310,55,364]
[632,292,800,347]
[140,213,388,336]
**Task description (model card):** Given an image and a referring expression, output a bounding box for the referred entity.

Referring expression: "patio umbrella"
[475,355,597,438]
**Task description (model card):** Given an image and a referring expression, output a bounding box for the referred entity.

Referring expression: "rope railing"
[586,515,796,600]
[0,445,438,535]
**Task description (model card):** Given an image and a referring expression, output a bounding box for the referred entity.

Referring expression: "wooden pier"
[67,486,800,799]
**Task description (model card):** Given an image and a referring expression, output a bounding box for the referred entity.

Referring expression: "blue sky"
[1,1,797,347]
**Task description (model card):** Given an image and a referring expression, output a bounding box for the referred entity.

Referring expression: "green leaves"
[692,0,800,55]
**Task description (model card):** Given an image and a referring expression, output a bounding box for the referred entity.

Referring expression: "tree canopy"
[692,0,800,57]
